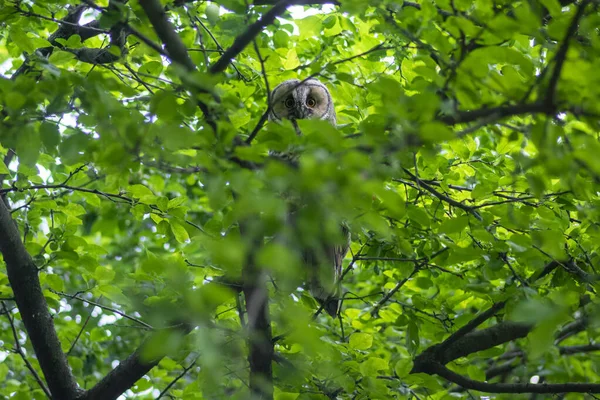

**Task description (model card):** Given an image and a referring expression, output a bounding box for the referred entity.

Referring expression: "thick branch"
[438,321,532,364]
[12,4,86,78]
[138,0,219,131]
[243,266,273,399]
[412,321,532,376]
[560,344,600,355]
[428,362,600,393]
[80,330,190,400]
[138,0,196,71]
[438,102,549,125]
[544,0,591,107]
[412,316,600,393]
[435,301,507,356]
[209,0,296,74]
[555,316,588,343]
[0,150,14,207]
[0,201,81,399]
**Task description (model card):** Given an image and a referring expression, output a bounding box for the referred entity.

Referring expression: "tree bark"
[0,200,82,399]
[243,265,273,400]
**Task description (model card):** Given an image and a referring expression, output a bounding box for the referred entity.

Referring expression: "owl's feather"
[305,224,351,317]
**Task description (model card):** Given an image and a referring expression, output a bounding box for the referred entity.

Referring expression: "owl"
[268,78,336,128]
[268,78,348,317]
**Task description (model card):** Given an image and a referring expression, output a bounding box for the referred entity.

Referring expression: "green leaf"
[274,392,299,400]
[406,320,420,355]
[273,31,289,49]
[41,273,64,291]
[281,49,300,70]
[296,15,322,39]
[49,50,76,65]
[127,184,155,202]
[407,206,431,227]
[420,122,455,142]
[438,216,468,234]
[96,285,128,304]
[170,221,190,243]
[9,27,35,53]
[94,266,115,283]
[359,357,388,377]
[394,359,413,378]
[5,91,26,110]
[0,160,9,174]
[349,332,373,350]
[139,61,163,76]
[39,122,60,151]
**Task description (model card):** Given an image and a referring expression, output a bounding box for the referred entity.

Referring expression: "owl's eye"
[284,97,295,108]
[306,97,316,108]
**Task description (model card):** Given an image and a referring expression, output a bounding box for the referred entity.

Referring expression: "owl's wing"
[308,224,351,317]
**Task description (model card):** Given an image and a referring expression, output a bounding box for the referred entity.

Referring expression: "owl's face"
[268,79,336,127]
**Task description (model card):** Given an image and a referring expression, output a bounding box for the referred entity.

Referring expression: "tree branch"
[138,0,196,71]
[243,264,273,399]
[371,247,449,316]
[560,343,600,355]
[555,316,588,343]
[402,168,482,221]
[437,321,532,364]
[52,289,153,330]
[0,150,15,208]
[435,301,507,356]
[2,301,52,398]
[80,327,192,400]
[428,362,600,393]
[544,0,591,108]
[11,4,116,79]
[0,201,81,399]
[156,358,198,399]
[438,102,550,125]
[209,0,297,74]
[138,0,220,131]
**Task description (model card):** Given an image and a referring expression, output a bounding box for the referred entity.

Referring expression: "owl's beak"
[290,119,302,135]
[289,105,307,135]
[291,105,310,120]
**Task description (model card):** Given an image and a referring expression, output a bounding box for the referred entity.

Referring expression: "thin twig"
[156,357,198,399]
[403,168,483,221]
[436,301,507,355]
[125,24,169,58]
[51,290,153,330]
[66,296,101,356]
[370,247,449,315]
[2,302,52,398]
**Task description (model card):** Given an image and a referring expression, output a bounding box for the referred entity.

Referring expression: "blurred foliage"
[0,0,600,399]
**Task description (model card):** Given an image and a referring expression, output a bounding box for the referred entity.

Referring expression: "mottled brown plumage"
[303,224,351,317]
